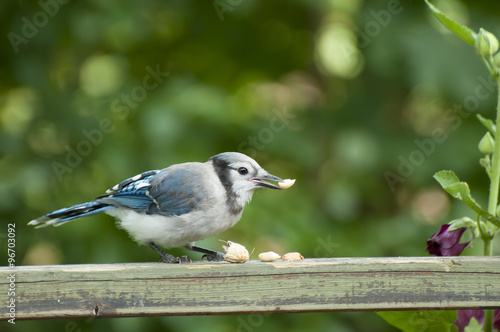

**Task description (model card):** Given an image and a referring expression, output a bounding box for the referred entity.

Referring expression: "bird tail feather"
[28,202,112,228]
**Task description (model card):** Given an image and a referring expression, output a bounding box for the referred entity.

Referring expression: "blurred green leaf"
[476,114,496,136]
[377,310,458,332]
[424,0,476,46]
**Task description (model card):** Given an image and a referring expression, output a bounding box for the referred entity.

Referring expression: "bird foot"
[160,254,192,264]
[202,252,226,262]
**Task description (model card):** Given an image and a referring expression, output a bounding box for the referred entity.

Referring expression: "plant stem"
[484,237,493,256]
[483,76,500,332]
[484,310,493,332]
[487,77,500,217]
[484,237,493,332]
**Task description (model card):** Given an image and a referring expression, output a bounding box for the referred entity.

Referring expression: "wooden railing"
[1,256,500,320]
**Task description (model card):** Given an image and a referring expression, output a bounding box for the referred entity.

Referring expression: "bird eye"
[238,167,248,175]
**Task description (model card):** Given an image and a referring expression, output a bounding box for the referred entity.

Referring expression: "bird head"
[209,152,283,212]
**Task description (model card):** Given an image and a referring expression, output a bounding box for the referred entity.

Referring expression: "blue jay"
[29,152,284,263]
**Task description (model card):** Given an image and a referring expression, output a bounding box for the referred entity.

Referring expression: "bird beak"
[250,172,283,190]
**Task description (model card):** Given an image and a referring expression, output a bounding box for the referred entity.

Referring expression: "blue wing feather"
[147,166,205,216]
[96,172,157,211]
[28,201,112,227]
[96,166,206,217]
[105,170,160,194]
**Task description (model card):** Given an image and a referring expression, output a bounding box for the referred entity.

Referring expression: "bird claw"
[202,252,226,262]
[178,255,192,263]
[160,254,192,264]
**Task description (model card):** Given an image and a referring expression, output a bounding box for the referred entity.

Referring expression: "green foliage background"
[1,0,499,331]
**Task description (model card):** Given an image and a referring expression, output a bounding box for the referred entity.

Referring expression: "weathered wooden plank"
[1,257,500,320]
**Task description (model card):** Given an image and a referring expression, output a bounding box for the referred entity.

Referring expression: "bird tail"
[28,201,112,228]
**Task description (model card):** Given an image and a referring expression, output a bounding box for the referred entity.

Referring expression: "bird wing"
[147,165,206,216]
[95,170,160,211]
[95,165,206,217]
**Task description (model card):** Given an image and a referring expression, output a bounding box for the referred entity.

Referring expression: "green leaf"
[478,132,495,155]
[448,217,480,240]
[434,170,500,228]
[434,170,461,188]
[475,28,500,57]
[448,217,476,231]
[433,171,475,204]
[476,114,496,136]
[424,0,476,46]
[377,310,458,332]
[479,155,492,179]
[464,317,482,332]
[443,182,473,201]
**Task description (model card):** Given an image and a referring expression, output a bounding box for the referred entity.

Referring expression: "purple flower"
[426,224,470,256]
[495,310,500,331]
[455,309,500,332]
[455,310,484,332]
